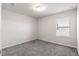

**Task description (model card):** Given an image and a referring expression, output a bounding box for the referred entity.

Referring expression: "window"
[56,17,70,37]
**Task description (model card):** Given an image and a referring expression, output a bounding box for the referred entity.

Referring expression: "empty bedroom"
[1,3,79,56]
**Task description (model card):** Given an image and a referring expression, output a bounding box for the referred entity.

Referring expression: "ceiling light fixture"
[33,4,45,11]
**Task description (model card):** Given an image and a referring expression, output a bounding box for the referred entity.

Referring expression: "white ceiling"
[2,3,77,18]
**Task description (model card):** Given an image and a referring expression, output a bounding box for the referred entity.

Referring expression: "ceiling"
[2,3,77,18]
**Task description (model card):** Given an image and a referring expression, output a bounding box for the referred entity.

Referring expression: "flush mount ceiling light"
[33,4,45,11]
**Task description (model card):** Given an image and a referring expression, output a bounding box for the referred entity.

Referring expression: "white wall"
[0,3,1,54]
[77,4,79,54]
[2,8,77,49]
[2,9,37,48]
[38,9,77,48]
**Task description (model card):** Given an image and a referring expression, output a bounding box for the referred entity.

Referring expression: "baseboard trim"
[38,39,77,49]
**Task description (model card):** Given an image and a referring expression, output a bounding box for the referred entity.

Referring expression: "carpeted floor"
[2,39,78,56]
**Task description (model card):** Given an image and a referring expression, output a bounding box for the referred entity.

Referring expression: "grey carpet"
[2,39,78,56]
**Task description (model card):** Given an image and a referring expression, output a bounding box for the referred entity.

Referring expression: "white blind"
[56,17,70,36]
